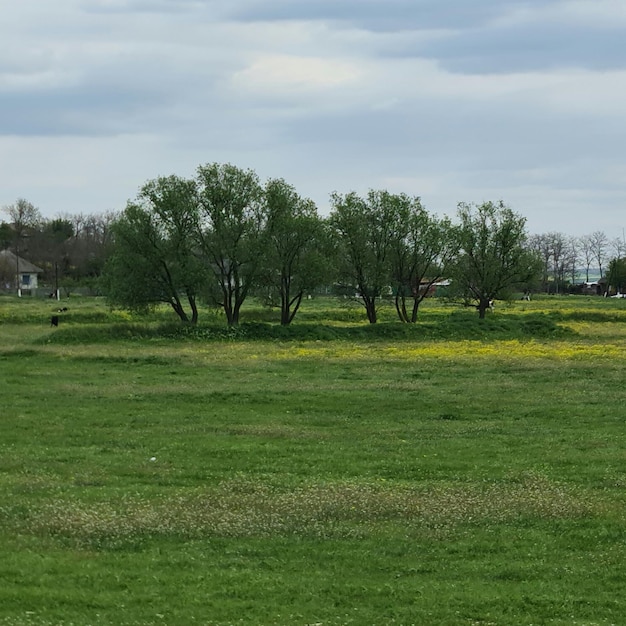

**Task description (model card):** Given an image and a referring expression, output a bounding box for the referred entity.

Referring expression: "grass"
[1,294,625,625]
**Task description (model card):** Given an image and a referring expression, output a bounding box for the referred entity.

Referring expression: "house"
[0,249,44,294]
[581,279,607,296]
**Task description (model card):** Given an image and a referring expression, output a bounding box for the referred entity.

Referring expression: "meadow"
[1,294,625,625]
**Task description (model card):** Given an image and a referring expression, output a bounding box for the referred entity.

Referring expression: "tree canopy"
[20,161,615,324]
[196,163,266,326]
[329,190,400,323]
[103,175,203,323]
[452,201,541,318]
[262,178,332,325]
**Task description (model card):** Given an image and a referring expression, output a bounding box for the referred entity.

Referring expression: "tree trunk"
[364,296,377,323]
[282,291,303,326]
[171,300,189,323]
[410,296,421,323]
[230,307,239,326]
[394,293,405,322]
[188,294,198,325]
[395,292,414,323]
[477,298,490,319]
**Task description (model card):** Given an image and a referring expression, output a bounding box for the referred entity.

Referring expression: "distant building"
[581,279,607,296]
[0,249,43,294]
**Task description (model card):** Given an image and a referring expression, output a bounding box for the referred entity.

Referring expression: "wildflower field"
[1,295,625,625]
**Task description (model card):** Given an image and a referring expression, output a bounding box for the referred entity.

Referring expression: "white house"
[0,249,44,294]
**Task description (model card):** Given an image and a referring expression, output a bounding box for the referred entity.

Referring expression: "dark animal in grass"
[50,315,59,327]
[57,307,68,312]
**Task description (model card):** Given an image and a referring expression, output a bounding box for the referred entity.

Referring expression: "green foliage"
[103,175,203,323]
[196,163,265,326]
[389,199,459,323]
[0,222,14,250]
[260,179,333,325]
[329,190,403,323]
[46,218,75,241]
[452,201,542,318]
[607,256,626,294]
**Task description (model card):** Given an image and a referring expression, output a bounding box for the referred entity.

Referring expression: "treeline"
[529,231,626,293]
[0,198,114,294]
[100,163,540,324]
[2,163,626,324]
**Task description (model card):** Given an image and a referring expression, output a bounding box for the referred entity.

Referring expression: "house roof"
[0,249,43,273]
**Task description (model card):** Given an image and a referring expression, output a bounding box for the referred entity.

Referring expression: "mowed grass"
[1,295,625,625]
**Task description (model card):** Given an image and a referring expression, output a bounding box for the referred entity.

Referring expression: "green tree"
[389,197,459,323]
[0,222,13,250]
[329,190,400,323]
[103,175,203,323]
[607,257,626,295]
[261,179,332,325]
[195,163,265,326]
[452,201,540,318]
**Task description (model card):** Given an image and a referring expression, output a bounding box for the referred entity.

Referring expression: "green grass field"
[1,295,625,625]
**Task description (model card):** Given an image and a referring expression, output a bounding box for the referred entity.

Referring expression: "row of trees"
[529,230,626,293]
[3,163,624,324]
[103,166,332,325]
[101,163,540,324]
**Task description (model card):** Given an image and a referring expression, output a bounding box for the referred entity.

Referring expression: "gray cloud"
[230,0,626,74]
[229,0,549,31]
[413,23,626,73]
[0,0,625,237]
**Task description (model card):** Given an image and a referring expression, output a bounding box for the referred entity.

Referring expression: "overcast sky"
[1,0,625,236]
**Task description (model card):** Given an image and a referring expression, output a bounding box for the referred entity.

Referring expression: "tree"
[195,163,266,326]
[607,257,626,295]
[0,222,12,250]
[389,197,458,323]
[589,230,609,278]
[528,233,552,292]
[610,236,626,261]
[2,198,42,241]
[565,236,580,288]
[548,232,567,294]
[261,178,332,325]
[578,234,594,283]
[528,232,578,293]
[452,201,541,318]
[103,175,203,323]
[329,190,399,323]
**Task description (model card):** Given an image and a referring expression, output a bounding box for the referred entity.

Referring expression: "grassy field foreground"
[1,296,625,625]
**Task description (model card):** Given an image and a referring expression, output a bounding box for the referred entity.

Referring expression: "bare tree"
[565,236,580,286]
[548,232,568,293]
[578,234,594,283]
[528,233,551,292]
[610,236,626,260]
[589,230,609,278]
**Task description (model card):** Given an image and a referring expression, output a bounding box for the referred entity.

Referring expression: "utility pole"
[15,242,20,297]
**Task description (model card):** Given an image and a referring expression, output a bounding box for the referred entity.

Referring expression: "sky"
[1,0,625,237]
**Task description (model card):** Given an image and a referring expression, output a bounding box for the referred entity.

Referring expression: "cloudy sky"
[1,0,625,236]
